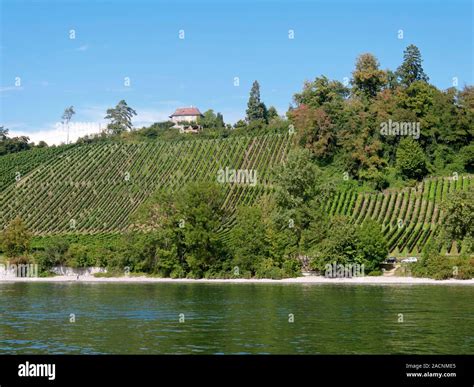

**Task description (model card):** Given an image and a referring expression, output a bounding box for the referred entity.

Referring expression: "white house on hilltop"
[169,107,204,133]
[169,107,203,124]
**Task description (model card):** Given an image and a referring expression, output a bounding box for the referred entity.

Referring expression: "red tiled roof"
[170,107,203,117]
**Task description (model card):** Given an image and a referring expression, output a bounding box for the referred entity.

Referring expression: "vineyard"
[0,134,290,235]
[1,134,471,256]
[0,146,71,192]
[324,176,473,256]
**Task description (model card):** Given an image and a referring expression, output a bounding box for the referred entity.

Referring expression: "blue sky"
[1,0,472,144]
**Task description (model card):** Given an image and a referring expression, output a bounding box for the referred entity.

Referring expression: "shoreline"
[0,275,473,285]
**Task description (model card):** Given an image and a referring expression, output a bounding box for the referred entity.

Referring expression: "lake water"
[0,283,472,354]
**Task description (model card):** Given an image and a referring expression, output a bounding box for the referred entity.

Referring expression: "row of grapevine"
[0,134,291,235]
[0,146,71,192]
[326,176,473,255]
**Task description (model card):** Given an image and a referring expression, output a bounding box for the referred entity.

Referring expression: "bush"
[368,270,382,276]
[451,255,474,279]
[282,257,302,277]
[38,270,56,278]
[356,219,389,271]
[441,188,474,241]
[34,251,56,272]
[66,244,95,268]
[411,240,473,280]
[93,270,123,278]
[309,217,388,273]
[1,217,31,258]
[170,266,186,279]
[229,205,268,275]
[255,258,284,279]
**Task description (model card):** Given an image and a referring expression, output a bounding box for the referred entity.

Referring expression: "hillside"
[1,134,471,257]
[0,134,290,235]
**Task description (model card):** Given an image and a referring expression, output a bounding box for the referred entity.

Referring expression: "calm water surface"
[0,283,472,354]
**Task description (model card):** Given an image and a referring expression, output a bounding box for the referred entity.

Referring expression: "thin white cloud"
[75,44,89,51]
[10,121,105,146]
[0,86,23,93]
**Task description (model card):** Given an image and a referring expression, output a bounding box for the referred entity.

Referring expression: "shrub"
[282,257,302,277]
[255,258,284,279]
[368,270,382,276]
[66,244,94,268]
[452,255,474,280]
[411,240,468,280]
[356,219,388,271]
[1,217,31,258]
[34,251,56,272]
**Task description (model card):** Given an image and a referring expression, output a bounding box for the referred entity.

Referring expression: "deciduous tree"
[351,53,387,98]
[1,217,31,258]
